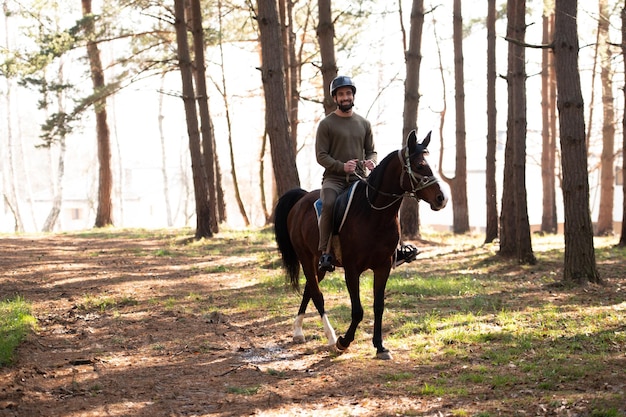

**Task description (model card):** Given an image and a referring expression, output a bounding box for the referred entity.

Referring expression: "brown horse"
[274,130,447,359]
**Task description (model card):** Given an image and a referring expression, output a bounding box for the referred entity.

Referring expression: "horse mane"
[365,149,398,192]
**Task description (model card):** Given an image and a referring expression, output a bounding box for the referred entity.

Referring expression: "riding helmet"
[330,75,356,96]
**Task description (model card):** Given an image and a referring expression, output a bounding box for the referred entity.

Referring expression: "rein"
[357,146,439,211]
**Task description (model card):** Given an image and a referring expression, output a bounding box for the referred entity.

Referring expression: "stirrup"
[394,244,419,267]
[318,253,335,272]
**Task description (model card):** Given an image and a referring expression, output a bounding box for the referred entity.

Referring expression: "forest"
[1,0,625,283]
[1,2,626,415]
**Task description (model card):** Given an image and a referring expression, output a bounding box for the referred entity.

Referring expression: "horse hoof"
[335,338,348,352]
[376,350,393,360]
[293,335,305,344]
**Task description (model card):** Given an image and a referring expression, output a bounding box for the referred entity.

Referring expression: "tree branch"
[503,36,554,50]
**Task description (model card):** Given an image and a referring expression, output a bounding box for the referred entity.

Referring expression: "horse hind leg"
[293,282,338,346]
[293,313,306,343]
[293,309,336,348]
[293,288,311,343]
[294,265,337,348]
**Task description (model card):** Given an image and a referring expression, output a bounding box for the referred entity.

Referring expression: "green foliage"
[0,296,37,366]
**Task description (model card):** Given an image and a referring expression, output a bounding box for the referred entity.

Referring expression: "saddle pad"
[313,181,360,233]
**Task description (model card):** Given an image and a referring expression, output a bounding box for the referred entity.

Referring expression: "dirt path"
[0,232,456,417]
[1,232,624,417]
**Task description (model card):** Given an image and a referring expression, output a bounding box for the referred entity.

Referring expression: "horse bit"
[357,145,439,211]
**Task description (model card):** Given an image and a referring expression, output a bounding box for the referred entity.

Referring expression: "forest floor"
[0,229,624,417]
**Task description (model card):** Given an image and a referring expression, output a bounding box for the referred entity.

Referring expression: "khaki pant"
[318,176,352,252]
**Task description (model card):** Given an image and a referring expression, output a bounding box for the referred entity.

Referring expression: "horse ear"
[407,130,417,148]
[421,131,431,148]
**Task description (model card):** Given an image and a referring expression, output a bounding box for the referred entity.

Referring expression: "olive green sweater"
[315,112,377,181]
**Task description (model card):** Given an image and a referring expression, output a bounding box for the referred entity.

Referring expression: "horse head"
[403,130,448,211]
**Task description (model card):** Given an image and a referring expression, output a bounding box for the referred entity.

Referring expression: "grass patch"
[77,294,138,312]
[0,296,37,366]
[226,385,261,395]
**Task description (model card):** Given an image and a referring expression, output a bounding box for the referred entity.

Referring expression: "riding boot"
[318,253,335,272]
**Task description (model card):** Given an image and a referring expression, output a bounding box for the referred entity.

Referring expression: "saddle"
[314,181,420,269]
[313,181,359,234]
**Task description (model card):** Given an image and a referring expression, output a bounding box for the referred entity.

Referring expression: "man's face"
[334,86,354,113]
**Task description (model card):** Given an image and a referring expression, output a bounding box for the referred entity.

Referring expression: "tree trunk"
[257,0,300,197]
[174,0,212,239]
[217,0,249,227]
[595,0,615,236]
[82,0,113,228]
[512,0,535,264]
[451,0,469,234]
[1,0,24,232]
[541,6,557,234]
[213,135,226,224]
[618,6,626,247]
[42,137,66,232]
[189,0,219,234]
[499,91,516,256]
[279,0,300,150]
[553,0,600,284]
[499,0,518,257]
[317,0,338,116]
[485,0,498,243]
[400,0,425,240]
[500,0,535,264]
[157,75,174,228]
[548,12,558,227]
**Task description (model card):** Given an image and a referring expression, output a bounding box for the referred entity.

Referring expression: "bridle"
[358,145,439,211]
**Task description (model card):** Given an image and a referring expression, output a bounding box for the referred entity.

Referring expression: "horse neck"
[363,157,405,213]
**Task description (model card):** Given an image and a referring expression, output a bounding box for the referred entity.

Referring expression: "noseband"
[362,146,439,211]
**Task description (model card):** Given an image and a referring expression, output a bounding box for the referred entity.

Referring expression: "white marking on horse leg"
[293,314,305,343]
[322,314,337,346]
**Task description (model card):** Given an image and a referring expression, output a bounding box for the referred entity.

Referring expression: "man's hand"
[343,159,358,173]
[363,159,376,171]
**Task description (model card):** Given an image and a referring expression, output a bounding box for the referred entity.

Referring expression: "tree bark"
[595,0,615,236]
[541,6,557,234]
[82,0,113,228]
[279,0,300,150]
[500,0,535,264]
[317,0,338,116]
[553,0,600,284]
[257,0,300,197]
[400,0,425,240]
[450,0,469,234]
[618,6,626,247]
[174,0,212,239]
[512,0,535,264]
[485,0,498,243]
[189,0,219,234]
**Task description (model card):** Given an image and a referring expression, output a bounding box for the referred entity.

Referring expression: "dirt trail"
[0,233,450,417]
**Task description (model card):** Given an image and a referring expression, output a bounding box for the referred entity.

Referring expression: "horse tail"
[274,188,307,292]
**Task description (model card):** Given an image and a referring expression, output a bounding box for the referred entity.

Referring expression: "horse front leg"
[336,269,363,352]
[372,268,392,360]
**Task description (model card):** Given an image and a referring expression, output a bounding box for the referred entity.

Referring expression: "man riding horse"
[315,75,418,272]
